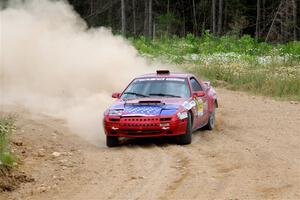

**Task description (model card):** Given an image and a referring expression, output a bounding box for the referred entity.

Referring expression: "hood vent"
[126,100,165,106]
[138,100,164,105]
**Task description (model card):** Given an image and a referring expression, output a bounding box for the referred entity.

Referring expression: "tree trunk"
[293,0,297,40]
[153,23,156,39]
[266,0,282,42]
[90,0,93,15]
[167,0,170,36]
[255,0,261,41]
[224,0,228,33]
[283,2,287,42]
[121,0,126,36]
[280,1,284,42]
[132,0,136,36]
[212,0,216,35]
[148,0,153,38]
[192,0,198,35]
[109,0,113,29]
[178,0,185,36]
[183,9,186,36]
[217,0,223,35]
[262,0,266,34]
[144,0,148,37]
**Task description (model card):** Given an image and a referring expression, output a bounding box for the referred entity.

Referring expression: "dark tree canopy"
[68,0,299,42]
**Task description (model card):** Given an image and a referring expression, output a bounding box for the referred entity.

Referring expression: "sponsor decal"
[165,78,185,82]
[123,105,161,116]
[204,101,208,111]
[182,100,196,110]
[183,101,192,110]
[177,112,188,120]
[135,78,165,82]
[134,78,185,82]
[195,98,204,116]
[190,100,196,107]
[160,123,170,127]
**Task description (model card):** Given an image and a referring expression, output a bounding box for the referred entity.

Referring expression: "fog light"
[160,123,170,127]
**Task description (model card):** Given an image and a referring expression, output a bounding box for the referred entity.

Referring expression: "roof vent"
[156,70,170,74]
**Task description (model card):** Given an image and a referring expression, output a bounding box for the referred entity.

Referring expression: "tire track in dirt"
[157,146,192,200]
[68,144,179,200]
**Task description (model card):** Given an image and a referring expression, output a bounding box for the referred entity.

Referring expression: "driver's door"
[190,77,208,128]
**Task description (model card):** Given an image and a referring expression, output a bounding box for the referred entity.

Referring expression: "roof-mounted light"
[156,70,170,74]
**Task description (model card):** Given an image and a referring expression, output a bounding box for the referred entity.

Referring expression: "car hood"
[108,98,188,116]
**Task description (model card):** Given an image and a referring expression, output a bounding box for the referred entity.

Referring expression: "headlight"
[109,109,123,116]
[177,111,188,120]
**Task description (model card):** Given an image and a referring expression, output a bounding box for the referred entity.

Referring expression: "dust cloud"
[0,0,152,146]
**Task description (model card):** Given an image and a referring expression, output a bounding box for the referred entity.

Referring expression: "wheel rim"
[210,112,215,128]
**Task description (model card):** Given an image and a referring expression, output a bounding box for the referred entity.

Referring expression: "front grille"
[120,117,160,128]
[109,118,120,122]
[122,117,159,122]
[160,117,172,122]
[121,123,159,127]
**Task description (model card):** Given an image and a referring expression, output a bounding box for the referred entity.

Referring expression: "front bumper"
[103,115,187,138]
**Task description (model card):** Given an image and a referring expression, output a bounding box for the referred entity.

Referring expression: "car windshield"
[121,77,191,99]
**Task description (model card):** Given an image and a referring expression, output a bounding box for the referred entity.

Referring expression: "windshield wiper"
[149,93,181,98]
[123,92,149,97]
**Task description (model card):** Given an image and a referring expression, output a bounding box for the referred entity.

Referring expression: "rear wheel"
[205,104,216,130]
[106,136,119,147]
[177,112,192,145]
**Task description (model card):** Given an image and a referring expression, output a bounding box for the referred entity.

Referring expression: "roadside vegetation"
[131,33,300,101]
[0,116,16,169]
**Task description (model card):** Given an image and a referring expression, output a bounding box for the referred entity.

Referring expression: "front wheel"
[205,106,216,130]
[177,112,192,145]
[106,136,119,147]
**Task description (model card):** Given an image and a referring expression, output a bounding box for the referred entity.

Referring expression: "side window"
[190,78,203,91]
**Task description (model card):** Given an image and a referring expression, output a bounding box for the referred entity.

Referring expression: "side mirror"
[203,81,211,88]
[193,91,206,98]
[112,92,121,99]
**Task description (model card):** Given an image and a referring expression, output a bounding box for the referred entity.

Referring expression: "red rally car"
[103,70,218,147]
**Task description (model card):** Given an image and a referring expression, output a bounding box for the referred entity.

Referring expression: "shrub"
[0,116,16,168]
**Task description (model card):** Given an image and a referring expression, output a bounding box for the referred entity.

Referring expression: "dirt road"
[1,88,300,200]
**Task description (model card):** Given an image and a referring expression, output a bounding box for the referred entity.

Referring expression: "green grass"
[187,63,300,101]
[130,33,300,101]
[0,116,16,168]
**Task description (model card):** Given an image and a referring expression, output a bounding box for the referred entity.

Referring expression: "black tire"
[106,136,119,147]
[177,112,192,145]
[205,104,216,130]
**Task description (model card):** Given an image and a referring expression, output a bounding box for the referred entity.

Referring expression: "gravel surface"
[1,88,300,200]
